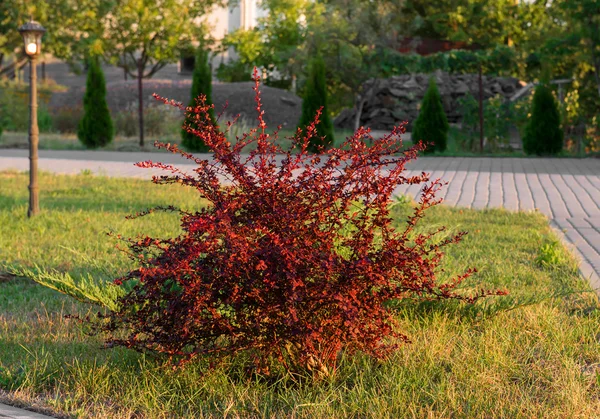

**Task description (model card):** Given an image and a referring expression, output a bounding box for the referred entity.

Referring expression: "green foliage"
[585,115,600,154]
[0,86,9,139]
[457,92,479,152]
[215,60,253,82]
[536,241,563,268]
[100,0,216,146]
[38,103,54,133]
[78,57,113,148]
[0,81,56,133]
[0,0,113,75]
[52,106,84,133]
[552,0,600,94]
[4,263,124,312]
[399,0,552,55]
[412,78,449,154]
[182,48,214,152]
[0,103,4,140]
[298,55,334,152]
[483,95,512,151]
[221,0,309,85]
[523,84,563,155]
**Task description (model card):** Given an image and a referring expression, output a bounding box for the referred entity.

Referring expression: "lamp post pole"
[28,54,39,217]
[19,18,45,218]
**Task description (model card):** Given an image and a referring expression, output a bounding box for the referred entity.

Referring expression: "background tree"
[298,55,334,152]
[182,47,214,152]
[0,0,112,77]
[523,83,563,155]
[101,0,218,147]
[556,0,600,97]
[305,0,403,126]
[78,56,114,148]
[411,78,449,154]
[219,0,310,87]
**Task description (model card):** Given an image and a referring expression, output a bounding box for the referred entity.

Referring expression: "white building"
[179,0,268,72]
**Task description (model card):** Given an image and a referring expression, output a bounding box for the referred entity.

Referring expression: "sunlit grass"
[1,171,599,418]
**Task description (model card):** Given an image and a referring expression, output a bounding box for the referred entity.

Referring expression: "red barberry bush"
[102,70,504,376]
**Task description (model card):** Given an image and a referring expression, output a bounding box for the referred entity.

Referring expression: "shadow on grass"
[0,191,198,215]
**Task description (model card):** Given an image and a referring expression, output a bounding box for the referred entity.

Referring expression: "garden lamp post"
[18,19,46,217]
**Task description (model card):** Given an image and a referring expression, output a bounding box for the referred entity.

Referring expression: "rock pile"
[334,71,524,131]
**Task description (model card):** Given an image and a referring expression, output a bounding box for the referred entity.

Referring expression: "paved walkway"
[0,150,599,290]
[0,403,56,418]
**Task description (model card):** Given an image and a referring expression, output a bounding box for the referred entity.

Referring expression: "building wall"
[201,0,269,68]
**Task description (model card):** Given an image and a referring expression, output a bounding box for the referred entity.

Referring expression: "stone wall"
[334,71,524,131]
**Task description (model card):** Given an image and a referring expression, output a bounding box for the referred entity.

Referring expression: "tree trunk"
[353,96,367,132]
[353,80,379,132]
[137,62,144,147]
[478,65,484,153]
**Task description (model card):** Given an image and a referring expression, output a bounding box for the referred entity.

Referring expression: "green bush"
[78,57,114,148]
[483,95,512,151]
[0,95,6,139]
[523,83,563,155]
[215,60,253,82]
[182,48,215,152]
[38,104,54,133]
[0,83,36,132]
[412,78,449,154]
[298,55,334,152]
[112,104,181,139]
[51,106,84,133]
[457,92,479,152]
[113,106,138,137]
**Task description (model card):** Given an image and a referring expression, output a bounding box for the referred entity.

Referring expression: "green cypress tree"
[78,57,114,148]
[182,48,215,152]
[0,102,5,141]
[523,83,563,155]
[411,77,449,154]
[298,55,334,152]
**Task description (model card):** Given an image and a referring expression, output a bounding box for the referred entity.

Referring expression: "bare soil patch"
[49,80,303,130]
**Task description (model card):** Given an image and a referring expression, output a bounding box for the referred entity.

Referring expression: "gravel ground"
[49,80,303,130]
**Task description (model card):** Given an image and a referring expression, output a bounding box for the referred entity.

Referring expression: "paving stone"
[456,159,480,208]
[488,168,504,208]
[472,170,490,209]
[0,403,55,419]
[502,171,519,211]
[538,173,570,218]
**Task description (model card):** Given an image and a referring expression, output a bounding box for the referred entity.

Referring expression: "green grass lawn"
[1,171,599,418]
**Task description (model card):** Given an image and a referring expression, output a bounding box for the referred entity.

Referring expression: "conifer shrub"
[298,55,334,152]
[182,48,215,152]
[78,57,114,148]
[523,83,563,155]
[412,78,449,154]
[0,99,5,140]
[100,71,503,376]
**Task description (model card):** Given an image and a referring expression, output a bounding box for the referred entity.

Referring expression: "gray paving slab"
[0,151,599,291]
[0,403,55,419]
[472,169,490,209]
